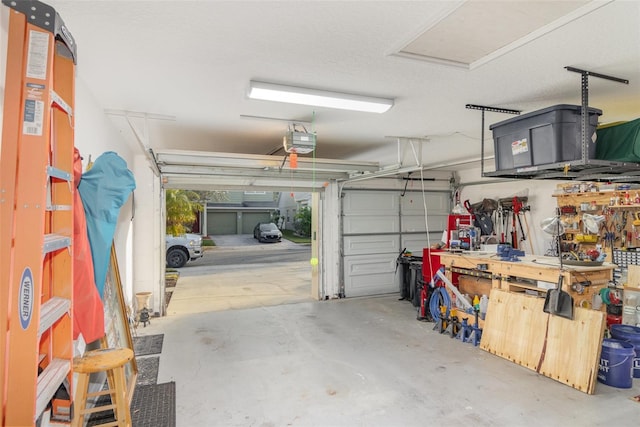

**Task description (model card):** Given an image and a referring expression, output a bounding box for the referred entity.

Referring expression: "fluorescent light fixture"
[248,81,394,113]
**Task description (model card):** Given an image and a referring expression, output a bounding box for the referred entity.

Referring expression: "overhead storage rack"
[479,67,640,183]
[483,158,640,183]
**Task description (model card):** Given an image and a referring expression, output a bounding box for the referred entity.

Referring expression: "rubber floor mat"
[133,334,164,356]
[131,382,176,427]
[87,381,176,427]
[136,356,159,386]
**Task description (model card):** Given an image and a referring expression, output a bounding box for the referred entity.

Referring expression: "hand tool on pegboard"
[513,196,530,250]
[524,213,535,254]
[511,205,518,249]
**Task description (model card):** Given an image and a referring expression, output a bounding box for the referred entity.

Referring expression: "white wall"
[457,166,571,256]
[74,77,137,307]
[132,155,162,314]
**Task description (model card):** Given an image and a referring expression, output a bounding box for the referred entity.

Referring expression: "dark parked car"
[253,222,282,243]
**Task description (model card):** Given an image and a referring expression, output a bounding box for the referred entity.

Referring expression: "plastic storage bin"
[490,104,602,171]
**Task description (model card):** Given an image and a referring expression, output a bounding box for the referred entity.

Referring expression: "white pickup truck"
[166,233,204,268]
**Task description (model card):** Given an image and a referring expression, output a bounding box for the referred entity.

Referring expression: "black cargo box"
[490,104,602,171]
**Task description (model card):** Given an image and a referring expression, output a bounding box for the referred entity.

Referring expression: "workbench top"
[438,251,616,272]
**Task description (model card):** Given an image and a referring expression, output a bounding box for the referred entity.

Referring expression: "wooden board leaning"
[480,289,605,394]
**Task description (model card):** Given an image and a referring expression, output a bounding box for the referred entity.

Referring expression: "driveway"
[166,234,314,315]
[210,234,303,251]
[182,235,310,271]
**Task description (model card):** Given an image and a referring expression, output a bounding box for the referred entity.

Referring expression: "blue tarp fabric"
[78,152,136,297]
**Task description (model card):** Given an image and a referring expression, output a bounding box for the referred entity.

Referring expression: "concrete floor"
[137,238,639,426]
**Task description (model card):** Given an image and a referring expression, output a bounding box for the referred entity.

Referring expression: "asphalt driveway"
[211,234,302,250]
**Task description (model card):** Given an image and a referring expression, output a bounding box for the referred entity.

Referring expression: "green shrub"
[294,206,312,237]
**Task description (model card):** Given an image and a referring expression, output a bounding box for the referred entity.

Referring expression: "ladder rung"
[50,90,73,117]
[38,297,71,337]
[80,403,116,415]
[91,421,120,427]
[35,358,70,419]
[43,234,71,254]
[47,166,71,181]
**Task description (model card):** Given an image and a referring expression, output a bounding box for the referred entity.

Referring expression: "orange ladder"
[1,1,77,425]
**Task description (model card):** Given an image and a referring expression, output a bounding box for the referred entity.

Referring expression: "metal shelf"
[480,67,637,183]
[484,159,640,183]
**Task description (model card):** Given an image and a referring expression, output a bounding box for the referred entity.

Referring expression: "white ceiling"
[48,0,640,173]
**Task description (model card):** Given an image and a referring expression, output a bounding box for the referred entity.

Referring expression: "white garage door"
[342,190,449,297]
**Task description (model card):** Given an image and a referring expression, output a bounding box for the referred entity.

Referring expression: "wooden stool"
[72,347,134,427]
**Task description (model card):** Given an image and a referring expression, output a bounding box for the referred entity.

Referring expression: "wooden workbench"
[438,251,614,308]
[436,251,612,394]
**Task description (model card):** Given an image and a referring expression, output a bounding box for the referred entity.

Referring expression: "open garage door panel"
[341,190,449,297]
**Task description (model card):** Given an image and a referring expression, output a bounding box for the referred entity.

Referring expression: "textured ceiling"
[47,0,640,172]
[397,0,591,67]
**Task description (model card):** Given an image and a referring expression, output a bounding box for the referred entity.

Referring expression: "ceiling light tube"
[248,81,394,113]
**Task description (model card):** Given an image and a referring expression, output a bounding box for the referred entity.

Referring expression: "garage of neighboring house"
[203,191,311,236]
[205,209,273,235]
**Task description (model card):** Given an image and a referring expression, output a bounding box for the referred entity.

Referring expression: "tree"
[193,190,228,203]
[294,206,311,237]
[165,189,202,235]
[165,189,229,235]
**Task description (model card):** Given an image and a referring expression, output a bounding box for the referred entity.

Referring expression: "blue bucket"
[598,338,635,388]
[610,324,640,378]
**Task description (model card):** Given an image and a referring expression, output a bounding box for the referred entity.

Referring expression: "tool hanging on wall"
[466,198,496,236]
[511,204,518,249]
[513,196,524,247]
[497,205,505,244]
[541,208,574,320]
[520,208,534,254]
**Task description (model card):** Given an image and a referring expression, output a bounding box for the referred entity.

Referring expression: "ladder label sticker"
[19,268,34,330]
[23,99,44,136]
[26,30,49,80]
[23,84,45,136]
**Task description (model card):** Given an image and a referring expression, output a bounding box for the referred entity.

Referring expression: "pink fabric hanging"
[72,148,105,343]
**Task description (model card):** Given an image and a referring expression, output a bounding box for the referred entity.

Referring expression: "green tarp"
[596,118,640,162]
